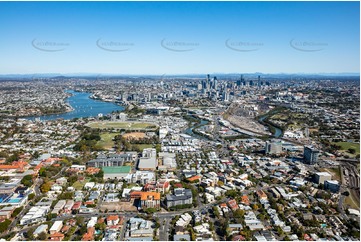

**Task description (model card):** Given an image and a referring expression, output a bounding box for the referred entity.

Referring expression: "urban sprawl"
[0,75,359,241]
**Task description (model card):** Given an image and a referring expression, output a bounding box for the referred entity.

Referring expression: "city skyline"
[0,1,359,75]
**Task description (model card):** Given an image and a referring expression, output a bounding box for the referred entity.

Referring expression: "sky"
[0,1,359,75]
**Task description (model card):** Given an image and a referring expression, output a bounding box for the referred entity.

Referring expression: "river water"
[184,119,210,140]
[258,116,283,138]
[27,90,124,121]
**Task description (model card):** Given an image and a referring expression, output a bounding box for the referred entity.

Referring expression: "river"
[258,116,283,138]
[27,90,125,121]
[184,118,210,140]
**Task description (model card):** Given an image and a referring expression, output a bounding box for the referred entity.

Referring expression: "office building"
[324,180,340,193]
[304,146,320,164]
[265,140,282,154]
[314,172,332,185]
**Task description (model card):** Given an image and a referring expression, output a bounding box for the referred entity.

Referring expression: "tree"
[7,152,20,163]
[0,219,11,233]
[79,225,87,235]
[225,190,239,199]
[76,216,84,226]
[217,181,224,186]
[25,227,35,240]
[38,232,48,240]
[343,191,350,196]
[95,234,103,241]
[348,148,356,154]
[189,227,196,241]
[233,209,245,219]
[284,235,291,241]
[28,193,35,200]
[95,223,106,231]
[39,167,47,177]
[276,226,284,236]
[11,206,23,218]
[58,192,74,200]
[252,204,259,211]
[258,213,265,220]
[47,213,57,220]
[144,208,158,213]
[41,182,51,193]
[68,175,78,185]
[213,206,220,219]
[21,175,33,187]
[95,169,104,178]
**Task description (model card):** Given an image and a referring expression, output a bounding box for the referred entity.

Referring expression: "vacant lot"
[72,178,90,190]
[345,191,360,210]
[123,132,146,140]
[320,167,341,181]
[100,200,138,212]
[87,121,156,130]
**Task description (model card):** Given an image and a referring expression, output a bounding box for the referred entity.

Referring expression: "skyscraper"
[223,91,230,102]
[303,146,319,164]
[213,76,218,90]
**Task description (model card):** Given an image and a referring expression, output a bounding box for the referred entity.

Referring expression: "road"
[5,177,44,235]
[118,215,130,240]
[338,194,348,220]
[159,217,171,241]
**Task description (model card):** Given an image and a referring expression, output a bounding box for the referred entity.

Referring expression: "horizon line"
[0,72,359,77]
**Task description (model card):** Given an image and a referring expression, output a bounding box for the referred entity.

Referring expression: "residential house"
[107,215,121,226]
[228,199,239,211]
[82,227,95,241]
[50,232,64,241]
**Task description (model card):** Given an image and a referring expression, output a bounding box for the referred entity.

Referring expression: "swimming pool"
[7,198,22,203]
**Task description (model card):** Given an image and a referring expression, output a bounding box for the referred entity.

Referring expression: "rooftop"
[102,166,131,174]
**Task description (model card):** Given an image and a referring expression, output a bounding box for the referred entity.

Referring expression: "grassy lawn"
[333,142,360,156]
[330,167,341,181]
[95,131,154,151]
[133,144,153,151]
[345,192,360,210]
[87,121,156,130]
[73,178,90,190]
[97,132,118,150]
[271,113,289,121]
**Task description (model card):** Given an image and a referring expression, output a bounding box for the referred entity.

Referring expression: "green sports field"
[333,142,360,156]
[97,132,118,150]
[86,121,156,130]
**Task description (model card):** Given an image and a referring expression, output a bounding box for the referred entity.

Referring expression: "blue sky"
[0,1,359,75]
